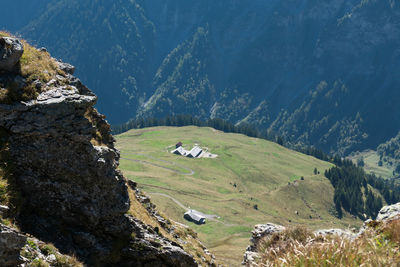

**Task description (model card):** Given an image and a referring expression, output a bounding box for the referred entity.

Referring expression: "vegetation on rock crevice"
[0,127,24,223]
[0,31,66,104]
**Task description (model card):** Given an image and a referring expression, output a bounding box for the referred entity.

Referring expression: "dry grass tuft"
[257,220,400,267]
[0,31,66,103]
[18,39,61,84]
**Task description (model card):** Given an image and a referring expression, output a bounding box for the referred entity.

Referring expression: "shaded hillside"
[6,0,400,156]
[1,0,53,32]
[270,0,400,154]
[13,0,157,122]
[377,131,400,176]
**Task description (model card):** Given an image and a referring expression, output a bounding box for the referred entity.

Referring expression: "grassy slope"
[348,150,395,179]
[116,126,361,265]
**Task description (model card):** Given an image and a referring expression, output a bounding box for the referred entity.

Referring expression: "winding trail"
[120,150,238,226]
[148,192,237,226]
[150,192,188,211]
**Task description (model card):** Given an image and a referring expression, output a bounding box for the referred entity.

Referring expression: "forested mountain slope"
[3,0,399,155]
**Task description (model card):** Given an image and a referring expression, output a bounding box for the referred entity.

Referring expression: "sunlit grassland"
[116,126,361,265]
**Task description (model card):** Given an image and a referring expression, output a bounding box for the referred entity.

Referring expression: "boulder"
[0,205,9,217]
[251,223,286,241]
[243,223,285,266]
[0,223,27,267]
[0,37,24,72]
[376,202,400,221]
[314,228,357,239]
[57,61,75,75]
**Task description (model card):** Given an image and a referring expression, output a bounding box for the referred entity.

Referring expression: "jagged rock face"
[0,42,197,266]
[0,75,132,261]
[0,37,23,72]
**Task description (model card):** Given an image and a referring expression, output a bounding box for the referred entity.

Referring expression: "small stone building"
[184,210,206,224]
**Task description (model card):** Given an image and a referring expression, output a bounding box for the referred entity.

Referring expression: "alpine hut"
[187,146,203,158]
[184,209,206,224]
[172,146,188,156]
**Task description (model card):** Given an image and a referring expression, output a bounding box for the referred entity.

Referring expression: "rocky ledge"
[0,36,198,266]
[243,202,400,266]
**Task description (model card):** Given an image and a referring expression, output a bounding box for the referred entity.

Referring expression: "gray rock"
[0,223,27,267]
[376,202,400,221]
[33,79,42,90]
[0,205,9,217]
[46,254,56,262]
[0,37,24,72]
[243,251,260,267]
[251,223,286,241]
[243,223,285,266]
[57,61,75,75]
[314,228,357,239]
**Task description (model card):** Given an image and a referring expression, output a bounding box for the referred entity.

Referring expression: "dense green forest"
[377,131,400,175]
[113,115,260,138]
[325,161,400,219]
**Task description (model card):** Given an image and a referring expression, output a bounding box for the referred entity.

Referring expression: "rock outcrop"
[0,224,26,267]
[0,221,86,267]
[376,202,400,221]
[0,37,198,266]
[0,37,24,72]
[242,223,285,266]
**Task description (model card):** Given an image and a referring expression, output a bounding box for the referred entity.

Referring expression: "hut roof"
[172,146,188,156]
[184,209,206,223]
[188,146,202,158]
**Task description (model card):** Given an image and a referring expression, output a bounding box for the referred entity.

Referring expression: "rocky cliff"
[0,35,212,266]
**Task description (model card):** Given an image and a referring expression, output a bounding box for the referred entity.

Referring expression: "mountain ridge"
[3,0,399,156]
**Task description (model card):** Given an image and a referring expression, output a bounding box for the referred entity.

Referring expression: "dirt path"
[148,192,237,226]
[150,192,188,211]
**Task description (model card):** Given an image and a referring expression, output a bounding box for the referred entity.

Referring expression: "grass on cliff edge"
[115,126,361,266]
[0,31,64,103]
[256,218,400,266]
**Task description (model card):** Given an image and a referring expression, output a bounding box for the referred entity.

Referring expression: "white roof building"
[171,146,189,156]
[184,209,206,224]
[187,146,203,158]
